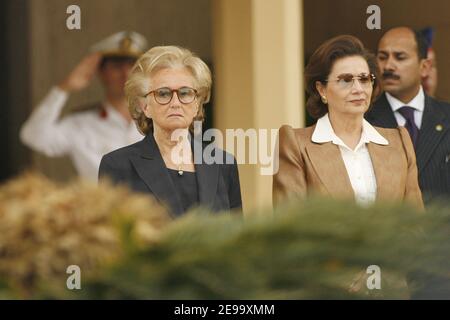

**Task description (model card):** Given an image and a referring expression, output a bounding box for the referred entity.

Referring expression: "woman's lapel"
[193,136,219,208]
[129,134,184,216]
[305,142,355,199]
[367,142,401,201]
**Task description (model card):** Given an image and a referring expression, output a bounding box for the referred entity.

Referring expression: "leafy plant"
[1,173,448,299]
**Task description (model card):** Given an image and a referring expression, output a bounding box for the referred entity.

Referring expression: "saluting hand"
[58,52,102,93]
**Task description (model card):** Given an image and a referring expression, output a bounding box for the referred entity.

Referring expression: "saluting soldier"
[20,31,148,180]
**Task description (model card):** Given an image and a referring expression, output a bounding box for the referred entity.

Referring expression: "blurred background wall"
[1,0,31,182]
[1,0,449,213]
[304,0,450,102]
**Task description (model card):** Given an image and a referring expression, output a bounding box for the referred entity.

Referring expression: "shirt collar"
[312,113,388,149]
[385,86,425,112]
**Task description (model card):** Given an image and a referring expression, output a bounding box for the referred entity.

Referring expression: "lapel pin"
[435,124,443,131]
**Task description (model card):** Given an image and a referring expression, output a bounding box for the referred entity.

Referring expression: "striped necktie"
[398,106,419,148]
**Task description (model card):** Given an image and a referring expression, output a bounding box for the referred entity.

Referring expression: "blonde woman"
[99,46,242,216]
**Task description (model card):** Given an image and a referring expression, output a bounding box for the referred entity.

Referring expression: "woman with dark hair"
[273,35,423,208]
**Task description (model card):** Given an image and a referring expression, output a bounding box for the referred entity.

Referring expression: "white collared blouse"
[311,113,389,205]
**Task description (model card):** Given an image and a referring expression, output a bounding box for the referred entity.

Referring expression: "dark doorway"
[0,0,32,182]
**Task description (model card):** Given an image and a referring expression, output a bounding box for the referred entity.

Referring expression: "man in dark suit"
[366,26,450,206]
[366,26,450,299]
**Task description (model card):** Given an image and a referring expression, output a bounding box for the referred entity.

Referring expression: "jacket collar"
[129,133,219,216]
[415,95,449,172]
[372,93,449,173]
[385,86,425,113]
[311,113,388,150]
[306,116,397,202]
[365,93,399,128]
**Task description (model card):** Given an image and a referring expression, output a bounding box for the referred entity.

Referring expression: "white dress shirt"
[385,86,425,129]
[312,114,389,205]
[20,86,143,181]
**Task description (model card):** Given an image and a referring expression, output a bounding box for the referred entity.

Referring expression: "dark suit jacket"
[366,93,450,299]
[366,93,450,205]
[98,133,242,217]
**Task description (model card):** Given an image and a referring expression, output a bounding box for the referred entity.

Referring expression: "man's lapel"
[305,142,355,199]
[129,134,184,216]
[415,96,449,173]
[365,93,398,128]
[195,161,219,208]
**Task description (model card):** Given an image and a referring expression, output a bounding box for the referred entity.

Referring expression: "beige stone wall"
[212,0,304,213]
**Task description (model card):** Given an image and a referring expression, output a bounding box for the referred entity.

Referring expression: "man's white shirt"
[385,86,425,129]
[20,87,143,180]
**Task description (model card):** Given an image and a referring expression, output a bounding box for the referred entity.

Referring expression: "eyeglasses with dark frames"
[143,87,198,105]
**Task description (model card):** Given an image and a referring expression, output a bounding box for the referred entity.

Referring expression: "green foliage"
[1,173,448,299]
[76,198,449,299]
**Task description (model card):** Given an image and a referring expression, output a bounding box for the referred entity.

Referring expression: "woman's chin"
[346,104,369,114]
[161,120,190,131]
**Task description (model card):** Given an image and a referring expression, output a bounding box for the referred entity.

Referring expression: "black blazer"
[98,133,242,217]
[366,93,450,205]
[367,93,450,299]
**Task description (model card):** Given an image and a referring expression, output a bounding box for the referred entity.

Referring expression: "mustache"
[382,71,400,80]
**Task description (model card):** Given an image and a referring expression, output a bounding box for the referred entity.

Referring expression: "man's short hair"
[414,30,429,60]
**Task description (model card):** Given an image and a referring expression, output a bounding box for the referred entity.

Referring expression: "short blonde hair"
[125,45,212,135]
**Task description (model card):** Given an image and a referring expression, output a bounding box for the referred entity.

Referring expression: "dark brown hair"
[305,35,380,119]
